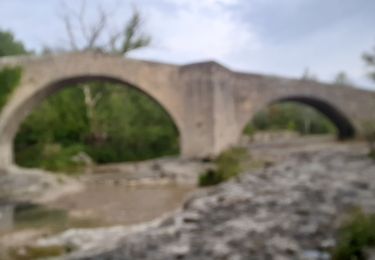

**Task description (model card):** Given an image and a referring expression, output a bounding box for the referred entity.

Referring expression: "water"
[48,182,195,226]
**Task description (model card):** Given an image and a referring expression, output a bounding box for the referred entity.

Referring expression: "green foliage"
[120,10,151,54]
[362,121,375,159]
[0,30,28,57]
[0,67,22,111]
[332,209,375,260]
[243,123,256,137]
[199,147,248,186]
[245,103,337,136]
[14,83,179,172]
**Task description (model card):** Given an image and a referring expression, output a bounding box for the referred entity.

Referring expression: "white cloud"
[162,0,239,8]
[131,0,260,64]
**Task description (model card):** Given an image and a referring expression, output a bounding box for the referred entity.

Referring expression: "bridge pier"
[179,62,240,158]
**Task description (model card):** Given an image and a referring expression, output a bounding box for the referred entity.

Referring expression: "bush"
[332,209,375,260]
[15,143,86,173]
[0,66,22,111]
[199,147,248,186]
[362,121,375,159]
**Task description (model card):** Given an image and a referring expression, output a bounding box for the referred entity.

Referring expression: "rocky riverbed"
[2,138,375,259]
[14,139,371,260]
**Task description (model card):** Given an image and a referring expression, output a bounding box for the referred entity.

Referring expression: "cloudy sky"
[1,0,374,89]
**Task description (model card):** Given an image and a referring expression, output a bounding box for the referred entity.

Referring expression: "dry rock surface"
[41,141,375,260]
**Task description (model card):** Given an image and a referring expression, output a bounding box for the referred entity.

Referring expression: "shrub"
[332,209,375,260]
[0,66,22,111]
[15,143,86,173]
[199,147,248,186]
[362,121,375,159]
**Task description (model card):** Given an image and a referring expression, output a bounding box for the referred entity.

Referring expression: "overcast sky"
[1,0,374,89]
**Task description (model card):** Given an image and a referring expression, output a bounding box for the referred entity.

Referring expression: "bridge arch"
[0,71,183,167]
[241,95,356,140]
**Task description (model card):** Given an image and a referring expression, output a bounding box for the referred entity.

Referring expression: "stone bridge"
[0,52,375,167]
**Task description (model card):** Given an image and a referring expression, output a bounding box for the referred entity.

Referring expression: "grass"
[332,209,375,260]
[199,147,248,186]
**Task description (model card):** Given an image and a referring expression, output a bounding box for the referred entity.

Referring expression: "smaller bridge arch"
[238,95,356,141]
[268,96,356,139]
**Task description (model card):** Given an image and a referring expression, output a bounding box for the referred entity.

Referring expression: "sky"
[0,0,374,89]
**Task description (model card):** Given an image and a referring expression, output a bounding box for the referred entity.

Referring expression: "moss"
[332,209,375,260]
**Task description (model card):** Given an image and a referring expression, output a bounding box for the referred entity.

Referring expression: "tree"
[363,45,375,82]
[59,1,151,141]
[60,1,150,54]
[0,30,27,111]
[0,30,29,57]
[301,68,318,81]
[15,2,179,171]
[334,71,352,86]
[362,44,375,158]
